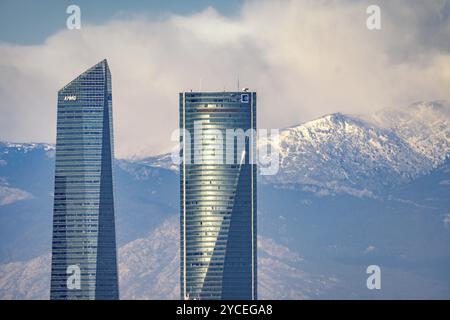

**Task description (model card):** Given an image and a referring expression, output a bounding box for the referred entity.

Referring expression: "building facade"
[50,59,119,300]
[180,91,257,300]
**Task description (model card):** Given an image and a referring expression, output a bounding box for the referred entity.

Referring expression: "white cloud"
[444,213,450,228]
[0,185,33,206]
[0,0,449,158]
[364,245,376,253]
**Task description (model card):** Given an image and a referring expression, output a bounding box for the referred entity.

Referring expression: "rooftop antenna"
[237,75,240,92]
[199,77,202,91]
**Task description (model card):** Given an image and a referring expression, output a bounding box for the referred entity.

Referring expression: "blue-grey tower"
[50,60,119,300]
[180,91,257,300]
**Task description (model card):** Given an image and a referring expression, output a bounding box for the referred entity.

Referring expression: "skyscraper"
[180,91,257,300]
[50,59,119,300]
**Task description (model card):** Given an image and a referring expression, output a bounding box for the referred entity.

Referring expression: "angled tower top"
[59,59,110,92]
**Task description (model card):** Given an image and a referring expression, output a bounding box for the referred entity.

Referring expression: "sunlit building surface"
[180,91,257,300]
[50,59,119,300]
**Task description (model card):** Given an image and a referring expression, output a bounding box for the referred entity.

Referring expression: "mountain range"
[0,100,449,299]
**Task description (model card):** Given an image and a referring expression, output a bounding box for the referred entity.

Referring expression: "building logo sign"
[241,93,250,103]
[64,95,77,101]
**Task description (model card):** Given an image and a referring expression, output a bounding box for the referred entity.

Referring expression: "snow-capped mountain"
[136,153,179,172]
[260,101,450,196]
[56,100,449,198]
[0,141,55,155]
[0,142,54,206]
[1,100,449,299]
[367,101,450,165]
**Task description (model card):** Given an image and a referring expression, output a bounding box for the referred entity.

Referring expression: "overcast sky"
[1,0,449,158]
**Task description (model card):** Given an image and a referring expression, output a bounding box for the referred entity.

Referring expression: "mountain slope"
[261,113,431,195]
[368,101,450,164]
[260,101,450,196]
[0,216,336,300]
[0,141,178,263]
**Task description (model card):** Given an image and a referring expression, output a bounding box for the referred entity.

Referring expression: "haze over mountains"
[0,101,449,299]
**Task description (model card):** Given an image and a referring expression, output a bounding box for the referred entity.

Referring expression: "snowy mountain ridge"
[367,100,450,164]
[260,101,450,195]
[0,142,55,153]
[2,101,449,197]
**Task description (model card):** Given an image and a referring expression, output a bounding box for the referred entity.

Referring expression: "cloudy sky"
[0,0,449,158]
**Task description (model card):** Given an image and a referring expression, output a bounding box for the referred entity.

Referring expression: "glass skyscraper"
[180,91,257,300]
[50,59,119,300]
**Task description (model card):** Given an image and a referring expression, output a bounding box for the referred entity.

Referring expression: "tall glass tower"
[50,59,119,300]
[180,91,257,300]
